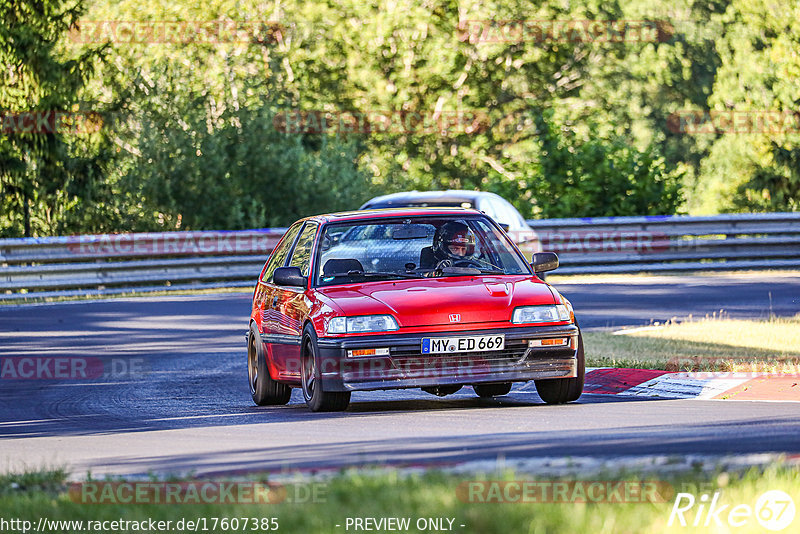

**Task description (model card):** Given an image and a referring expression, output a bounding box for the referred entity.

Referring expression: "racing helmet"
[433,221,476,260]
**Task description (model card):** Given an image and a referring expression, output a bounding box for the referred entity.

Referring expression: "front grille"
[390,338,531,371]
[338,337,574,383]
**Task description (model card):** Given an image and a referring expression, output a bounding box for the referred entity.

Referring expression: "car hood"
[316,276,557,327]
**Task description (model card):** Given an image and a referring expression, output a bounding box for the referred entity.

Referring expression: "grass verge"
[585,316,800,372]
[1,464,797,533]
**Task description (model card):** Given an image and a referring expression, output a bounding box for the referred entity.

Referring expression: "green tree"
[0,0,107,237]
[124,98,373,230]
[75,0,373,229]
[106,55,372,230]
[694,0,800,212]
[530,110,683,217]
[13,0,766,236]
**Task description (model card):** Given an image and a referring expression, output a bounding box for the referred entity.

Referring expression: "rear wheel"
[301,325,350,412]
[248,329,291,406]
[534,328,585,405]
[473,382,512,397]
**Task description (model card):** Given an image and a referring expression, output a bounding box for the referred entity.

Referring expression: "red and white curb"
[583,368,800,401]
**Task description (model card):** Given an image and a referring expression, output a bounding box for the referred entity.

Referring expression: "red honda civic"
[247,208,584,411]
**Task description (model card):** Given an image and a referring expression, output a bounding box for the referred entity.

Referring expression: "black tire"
[473,382,512,397]
[248,328,291,406]
[534,327,585,405]
[301,325,350,412]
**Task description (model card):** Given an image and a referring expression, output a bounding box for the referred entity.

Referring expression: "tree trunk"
[23,191,31,238]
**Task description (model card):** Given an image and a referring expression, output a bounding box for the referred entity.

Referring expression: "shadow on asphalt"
[72,417,800,478]
[0,380,668,438]
[2,282,798,443]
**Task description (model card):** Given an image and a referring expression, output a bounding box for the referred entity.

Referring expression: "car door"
[255,223,302,376]
[270,221,319,380]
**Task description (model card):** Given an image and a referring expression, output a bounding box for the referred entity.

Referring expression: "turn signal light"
[528,338,570,347]
[347,348,390,358]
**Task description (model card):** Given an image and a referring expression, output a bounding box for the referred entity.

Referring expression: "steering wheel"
[452,259,483,268]
[434,258,482,271]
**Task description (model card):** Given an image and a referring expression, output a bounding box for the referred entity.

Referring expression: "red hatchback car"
[248,208,584,411]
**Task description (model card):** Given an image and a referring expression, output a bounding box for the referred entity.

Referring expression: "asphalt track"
[0,273,798,477]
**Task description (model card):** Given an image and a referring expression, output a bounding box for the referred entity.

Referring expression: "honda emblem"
[449,314,461,323]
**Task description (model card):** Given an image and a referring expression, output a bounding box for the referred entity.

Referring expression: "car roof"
[359,190,502,209]
[304,207,485,225]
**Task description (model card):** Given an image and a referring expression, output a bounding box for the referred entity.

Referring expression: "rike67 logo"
[669,490,795,531]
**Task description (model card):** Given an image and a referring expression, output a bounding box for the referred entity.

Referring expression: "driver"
[420,221,477,269]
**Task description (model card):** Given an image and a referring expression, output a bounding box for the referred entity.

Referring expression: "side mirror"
[273,266,307,287]
[498,223,510,232]
[531,252,559,273]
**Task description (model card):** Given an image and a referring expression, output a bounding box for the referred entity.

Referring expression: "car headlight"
[552,289,576,324]
[327,315,400,334]
[511,305,571,324]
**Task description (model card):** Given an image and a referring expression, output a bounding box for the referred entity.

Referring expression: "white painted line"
[611,325,665,335]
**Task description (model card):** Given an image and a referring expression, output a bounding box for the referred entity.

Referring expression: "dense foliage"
[0,0,107,237]
[1,0,797,236]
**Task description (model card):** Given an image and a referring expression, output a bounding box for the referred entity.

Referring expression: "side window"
[262,223,302,283]
[288,222,319,276]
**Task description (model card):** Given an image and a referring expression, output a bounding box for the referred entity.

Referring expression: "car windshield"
[315,216,530,286]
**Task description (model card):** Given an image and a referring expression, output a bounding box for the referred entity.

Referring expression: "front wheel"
[301,325,350,412]
[248,328,291,406]
[534,328,585,405]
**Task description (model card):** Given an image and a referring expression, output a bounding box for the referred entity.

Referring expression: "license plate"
[421,334,505,354]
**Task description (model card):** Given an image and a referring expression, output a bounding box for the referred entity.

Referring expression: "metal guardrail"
[1,213,799,300]
[526,212,800,274]
[0,230,285,300]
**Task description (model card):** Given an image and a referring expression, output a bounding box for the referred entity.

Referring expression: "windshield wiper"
[476,268,506,274]
[346,270,420,280]
[472,258,505,271]
[411,265,507,277]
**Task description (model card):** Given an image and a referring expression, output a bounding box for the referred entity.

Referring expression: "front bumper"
[316,324,579,392]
